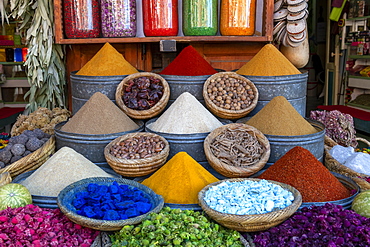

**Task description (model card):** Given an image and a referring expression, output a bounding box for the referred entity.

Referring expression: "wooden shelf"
[347,102,370,111]
[349,55,370,59]
[1,78,29,88]
[0,45,26,49]
[0,62,24,65]
[348,76,370,89]
[349,75,370,80]
[53,0,274,44]
[347,15,370,21]
[53,35,273,44]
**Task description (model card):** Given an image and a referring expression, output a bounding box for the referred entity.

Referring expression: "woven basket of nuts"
[203,72,258,120]
[104,132,170,177]
[115,72,170,120]
[204,123,270,178]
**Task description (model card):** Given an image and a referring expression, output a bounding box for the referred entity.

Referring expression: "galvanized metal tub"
[13,167,121,209]
[70,71,128,114]
[161,74,213,108]
[241,72,308,117]
[236,118,325,166]
[145,118,232,163]
[264,119,325,166]
[54,120,144,167]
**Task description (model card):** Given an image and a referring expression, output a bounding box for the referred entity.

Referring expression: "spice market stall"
[0,38,370,247]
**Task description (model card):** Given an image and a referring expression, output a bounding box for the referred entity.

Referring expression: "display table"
[0,107,24,132]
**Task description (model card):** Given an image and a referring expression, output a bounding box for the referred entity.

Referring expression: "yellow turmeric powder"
[236,44,301,76]
[76,43,139,76]
[141,152,219,204]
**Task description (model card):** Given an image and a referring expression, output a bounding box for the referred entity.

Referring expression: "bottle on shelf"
[182,0,218,36]
[14,48,22,62]
[142,0,179,36]
[220,0,257,36]
[63,0,101,38]
[100,0,137,37]
[13,27,21,46]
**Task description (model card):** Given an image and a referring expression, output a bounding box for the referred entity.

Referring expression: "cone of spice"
[258,146,351,202]
[160,45,218,76]
[246,96,317,136]
[20,147,114,197]
[61,92,139,135]
[141,151,219,204]
[76,42,138,76]
[148,92,223,134]
[236,44,301,76]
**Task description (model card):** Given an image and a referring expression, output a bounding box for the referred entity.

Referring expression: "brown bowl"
[115,72,170,120]
[204,123,270,178]
[203,72,258,120]
[104,132,169,177]
[198,178,302,232]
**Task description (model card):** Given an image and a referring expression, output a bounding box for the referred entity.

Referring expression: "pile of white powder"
[148,92,223,134]
[20,147,113,197]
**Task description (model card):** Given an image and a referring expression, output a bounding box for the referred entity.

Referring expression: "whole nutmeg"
[207,75,255,111]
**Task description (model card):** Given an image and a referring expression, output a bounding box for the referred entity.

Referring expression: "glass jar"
[142,0,178,36]
[63,0,101,38]
[220,0,256,36]
[182,0,218,36]
[100,0,136,37]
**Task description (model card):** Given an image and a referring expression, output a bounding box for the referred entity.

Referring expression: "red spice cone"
[160,45,218,76]
[259,146,351,202]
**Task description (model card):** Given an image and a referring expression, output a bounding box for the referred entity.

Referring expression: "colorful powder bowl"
[57,177,164,231]
[198,178,302,232]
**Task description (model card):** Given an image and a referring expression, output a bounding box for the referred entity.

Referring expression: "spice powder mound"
[236,44,301,76]
[246,96,317,136]
[148,92,223,134]
[61,92,139,135]
[141,151,219,204]
[76,42,138,76]
[160,45,218,76]
[258,146,351,202]
[20,147,114,197]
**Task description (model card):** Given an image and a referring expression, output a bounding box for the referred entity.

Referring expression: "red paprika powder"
[160,45,218,76]
[258,146,351,202]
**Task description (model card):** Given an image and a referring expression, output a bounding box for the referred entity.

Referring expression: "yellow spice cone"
[142,151,219,204]
[236,44,301,76]
[77,42,138,76]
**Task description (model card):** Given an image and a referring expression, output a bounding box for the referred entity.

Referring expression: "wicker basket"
[0,136,55,178]
[104,132,169,177]
[324,135,370,191]
[204,123,270,178]
[203,72,259,119]
[57,177,164,231]
[198,178,302,232]
[0,172,11,187]
[115,72,170,119]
